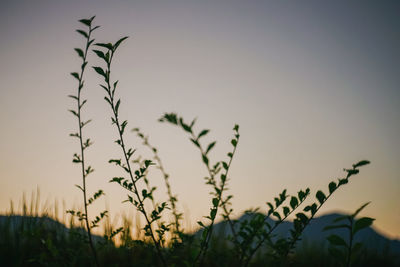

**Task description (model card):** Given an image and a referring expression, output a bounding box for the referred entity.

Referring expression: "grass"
[1,15,396,267]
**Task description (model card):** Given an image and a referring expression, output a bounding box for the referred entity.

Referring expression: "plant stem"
[103,51,167,267]
[75,22,99,267]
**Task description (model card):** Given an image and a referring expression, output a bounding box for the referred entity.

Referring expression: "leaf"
[283,206,290,217]
[212,198,219,207]
[202,154,209,165]
[316,190,326,205]
[231,139,237,147]
[91,25,100,32]
[272,212,281,221]
[206,141,216,154]
[298,190,306,201]
[353,217,374,235]
[222,161,229,170]
[310,203,317,216]
[198,129,210,139]
[79,18,91,27]
[344,168,359,178]
[210,209,217,220]
[74,48,84,59]
[95,42,113,50]
[74,184,84,192]
[190,138,200,148]
[266,202,274,214]
[290,196,298,209]
[327,234,347,247]
[92,66,106,78]
[70,72,80,80]
[353,160,370,169]
[93,49,107,61]
[352,201,370,218]
[114,36,129,50]
[76,29,88,38]
[328,181,337,194]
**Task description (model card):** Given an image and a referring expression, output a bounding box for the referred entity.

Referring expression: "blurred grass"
[0,190,398,266]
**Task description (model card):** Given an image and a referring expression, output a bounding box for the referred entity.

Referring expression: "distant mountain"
[2,213,399,256]
[198,212,400,255]
[0,215,104,243]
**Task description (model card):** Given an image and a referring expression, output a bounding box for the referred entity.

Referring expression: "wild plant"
[237,187,311,266]
[254,160,371,266]
[92,36,168,266]
[323,201,375,267]
[132,128,183,242]
[159,113,240,266]
[68,16,106,267]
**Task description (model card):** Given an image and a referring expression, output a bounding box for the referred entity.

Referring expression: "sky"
[0,0,399,239]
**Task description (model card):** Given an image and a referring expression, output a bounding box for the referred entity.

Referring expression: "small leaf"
[272,211,281,221]
[283,206,290,217]
[114,36,129,50]
[70,72,80,80]
[210,209,217,220]
[212,198,219,207]
[231,139,237,147]
[95,42,113,50]
[353,160,370,169]
[74,48,84,59]
[329,181,337,194]
[353,217,374,235]
[327,234,347,247]
[352,201,370,218]
[93,49,106,61]
[222,161,228,170]
[92,66,106,78]
[202,154,209,165]
[290,196,298,209]
[190,138,200,148]
[316,190,326,205]
[206,141,216,154]
[76,29,88,38]
[79,18,91,27]
[198,129,210,139]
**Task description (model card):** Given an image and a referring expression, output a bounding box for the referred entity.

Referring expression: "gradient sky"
[0,0,399,239]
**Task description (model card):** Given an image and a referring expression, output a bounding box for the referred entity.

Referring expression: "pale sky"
[0,0,399,239]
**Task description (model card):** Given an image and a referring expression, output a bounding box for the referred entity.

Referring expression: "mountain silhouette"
[196,212,400,255]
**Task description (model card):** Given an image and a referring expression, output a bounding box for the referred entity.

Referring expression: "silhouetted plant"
[159,113,240,266]
[263,160,371,265]
[68,16,105,267]
[92,36,168,267]
[323,201,375,267]
[132,128,183,242]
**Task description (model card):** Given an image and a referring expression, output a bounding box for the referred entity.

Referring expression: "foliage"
[323,202,375,267]
[0,16,381,267]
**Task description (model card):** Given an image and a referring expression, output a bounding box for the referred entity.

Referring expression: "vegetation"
[1,16,397,267]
